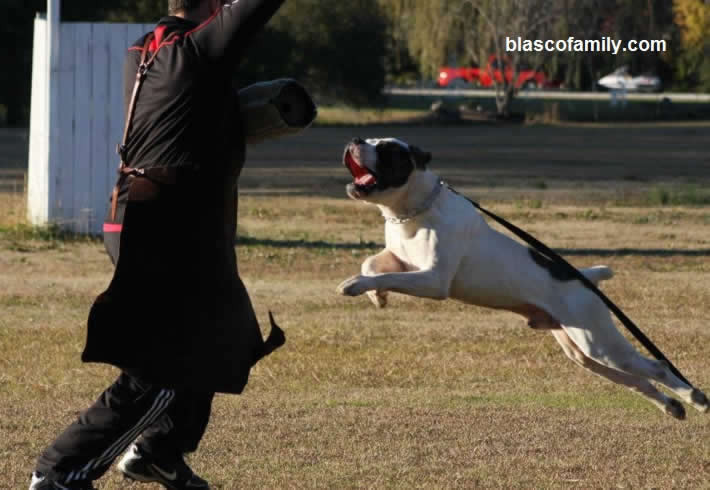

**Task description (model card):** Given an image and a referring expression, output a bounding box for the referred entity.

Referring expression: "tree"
[375,0,421,86]
[104,0,389,104]
[2,0,51,126]
[554,0,617,91]
[377,0,466,80]
[674,0,710,91]
[461,0,562,117]
[602,0,675,85]
[241,0,388,105]
[1,0,128,127]
[102,0,163,22]
[0,0,387,128]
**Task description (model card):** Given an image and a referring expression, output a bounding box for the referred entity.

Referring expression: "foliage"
[1,0,386,128]
[375,0,421,85]
[379,0,464,80]
[3,0,50,126]
[674,0,710,91]
[674,0,710,49]
[460,0,563,116]
[535,1,678,91]
[103,0,389,104]
[2,0,710,127]
[2,0,141,125]
[240,0,388,106]
[102,0,164,22]
[378,0,685,93]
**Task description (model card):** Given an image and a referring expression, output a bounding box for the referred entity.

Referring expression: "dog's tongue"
[345,150,376,187]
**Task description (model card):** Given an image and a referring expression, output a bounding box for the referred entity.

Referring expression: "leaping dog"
[337,137,709,420]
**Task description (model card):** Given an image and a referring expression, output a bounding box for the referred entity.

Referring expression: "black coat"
[82,1,286,394]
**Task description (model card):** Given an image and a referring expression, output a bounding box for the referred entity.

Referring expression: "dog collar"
[382,180,444,224]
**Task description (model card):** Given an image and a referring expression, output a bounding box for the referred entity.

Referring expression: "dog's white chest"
[384,225,436,269]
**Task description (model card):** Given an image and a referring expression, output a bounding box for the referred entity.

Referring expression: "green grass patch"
[645,185,710,206]
[0,224,100,251]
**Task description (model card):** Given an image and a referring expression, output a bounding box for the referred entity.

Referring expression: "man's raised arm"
[192,0,286,66]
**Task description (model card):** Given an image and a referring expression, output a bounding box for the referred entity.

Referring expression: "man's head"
[168,0,201,15]
[169,0,226,19]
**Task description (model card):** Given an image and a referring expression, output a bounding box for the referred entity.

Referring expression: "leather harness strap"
[110,31,177,221]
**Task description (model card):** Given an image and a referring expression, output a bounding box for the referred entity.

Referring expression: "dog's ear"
[409,146,432,169]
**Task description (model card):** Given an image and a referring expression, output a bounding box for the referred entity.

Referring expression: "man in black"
[31,0,286,488]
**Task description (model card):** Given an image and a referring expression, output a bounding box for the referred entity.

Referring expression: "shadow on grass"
[237,235,381,250]
[238,236,710,256]
[557,248,710,257]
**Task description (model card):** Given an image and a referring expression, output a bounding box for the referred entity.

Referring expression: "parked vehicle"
[597,66,662,92]
[437,55,551,89]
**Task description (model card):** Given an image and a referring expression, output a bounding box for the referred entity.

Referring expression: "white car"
[597,66,662,92]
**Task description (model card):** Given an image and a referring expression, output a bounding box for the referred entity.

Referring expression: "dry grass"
[0,191,27,227]
[2,124,710,488]
[315,107,430,126]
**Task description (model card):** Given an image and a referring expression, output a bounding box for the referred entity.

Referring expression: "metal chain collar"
[382,180,444,224]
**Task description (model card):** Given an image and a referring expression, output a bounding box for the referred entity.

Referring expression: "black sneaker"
[117,444,209,489]
[29,473,96,490]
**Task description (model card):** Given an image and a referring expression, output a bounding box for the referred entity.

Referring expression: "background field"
[2,124,710,488]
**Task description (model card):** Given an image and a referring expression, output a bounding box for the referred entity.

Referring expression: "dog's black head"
[342,138,432,200]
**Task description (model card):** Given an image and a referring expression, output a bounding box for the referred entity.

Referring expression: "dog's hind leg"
[551,330,687,419]
[361,249,407,308]
[561,295,710,415]
[613,351,710,414]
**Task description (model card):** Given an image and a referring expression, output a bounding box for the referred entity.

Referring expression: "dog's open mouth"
[344,148,377,196]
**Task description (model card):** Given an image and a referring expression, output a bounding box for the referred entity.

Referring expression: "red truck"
[438,55,550,89]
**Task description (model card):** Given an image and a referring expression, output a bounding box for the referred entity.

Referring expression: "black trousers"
[35,372,214,484]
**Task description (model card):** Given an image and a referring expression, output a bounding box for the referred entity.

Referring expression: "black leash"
[446,184,693,388]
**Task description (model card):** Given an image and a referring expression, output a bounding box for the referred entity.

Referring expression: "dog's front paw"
[367,290,388,308]
[337,275,376,296]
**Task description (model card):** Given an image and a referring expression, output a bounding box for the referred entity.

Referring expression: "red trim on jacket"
[149,25,168,51]
[126,6,224,53]
[185,7,222,36]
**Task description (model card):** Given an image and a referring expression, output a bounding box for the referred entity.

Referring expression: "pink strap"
[103,223,123,233]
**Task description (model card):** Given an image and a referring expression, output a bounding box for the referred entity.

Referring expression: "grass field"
[2,124,710,488]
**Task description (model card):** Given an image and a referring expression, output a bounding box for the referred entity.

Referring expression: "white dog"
[337,137,709,419]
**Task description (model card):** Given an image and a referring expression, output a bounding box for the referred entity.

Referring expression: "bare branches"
[459,0,562,116]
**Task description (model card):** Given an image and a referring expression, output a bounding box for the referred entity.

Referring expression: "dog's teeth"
[356,174,375,186]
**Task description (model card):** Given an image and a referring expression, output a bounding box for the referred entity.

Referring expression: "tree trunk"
[495,82,513,118]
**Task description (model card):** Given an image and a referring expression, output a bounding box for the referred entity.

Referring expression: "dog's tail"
[581,265,613,285]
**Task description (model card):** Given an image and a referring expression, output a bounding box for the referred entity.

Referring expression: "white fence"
[28,5,151,233]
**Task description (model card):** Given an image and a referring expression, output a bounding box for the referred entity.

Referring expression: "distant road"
[385,88,710,103]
